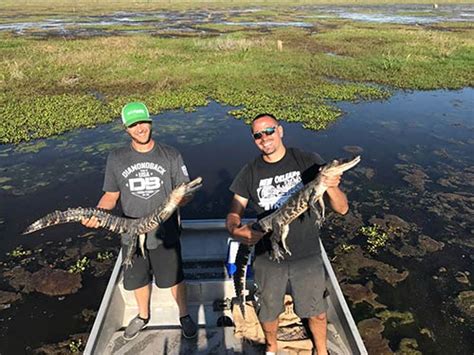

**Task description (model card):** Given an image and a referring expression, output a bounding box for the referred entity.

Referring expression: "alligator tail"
[22,208,131,235]
[233,243,251,319]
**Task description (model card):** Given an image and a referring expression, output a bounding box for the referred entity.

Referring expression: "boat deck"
[104,323,350,354]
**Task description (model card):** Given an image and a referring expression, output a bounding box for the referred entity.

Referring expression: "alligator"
[233,156,361,317]
[23,177,203,266]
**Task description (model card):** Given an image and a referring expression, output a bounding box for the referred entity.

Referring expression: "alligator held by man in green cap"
[23,177,202,267]
[24,100,203,269]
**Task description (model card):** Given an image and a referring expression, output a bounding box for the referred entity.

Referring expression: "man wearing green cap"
[83,102,198,340]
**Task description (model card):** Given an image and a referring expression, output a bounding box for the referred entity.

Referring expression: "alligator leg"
[122,234,138,268]
[138,234,146,258]
[309,196,322,223]
[318,196,326,225]
[280,224,292,256]
[269,223,285,262]
[309,192,326,227]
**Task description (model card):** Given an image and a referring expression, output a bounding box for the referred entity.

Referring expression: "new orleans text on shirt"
[257,170,303,211]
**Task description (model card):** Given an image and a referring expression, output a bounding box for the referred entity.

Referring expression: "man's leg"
[171,280,188,317]
[172,280,197,338]
[134,283,151,319]
[253,256,288,354]
[289,256,329,355]
[308,312,327,355]
[261,318,279,353]
[122,252,151,340]
[151,244,197,338]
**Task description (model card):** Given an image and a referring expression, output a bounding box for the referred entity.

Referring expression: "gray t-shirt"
[103,142,190,246]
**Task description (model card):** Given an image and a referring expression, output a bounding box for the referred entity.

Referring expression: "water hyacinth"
[1,17,471,144]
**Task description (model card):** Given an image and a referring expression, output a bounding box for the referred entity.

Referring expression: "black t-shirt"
[230,148,325,260]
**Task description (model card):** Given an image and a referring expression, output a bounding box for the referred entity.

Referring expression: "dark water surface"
[0,89,473,353]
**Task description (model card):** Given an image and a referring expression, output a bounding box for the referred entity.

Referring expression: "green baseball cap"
[121,102,152,127]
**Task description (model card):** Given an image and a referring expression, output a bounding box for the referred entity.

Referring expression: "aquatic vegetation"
[0,93,111,144]
[0,290,22,309]
[376,309,415,326]
[6,246,32,258]
[68,256,90,273]
[338,243,356,253]
[13,141,47,154]
[455,290,474,318]
[334,246,409,286]
[420,327,435,339]
[341,281,386,310]
[0,177,12,184]
[357,318,392,354]
[0,13,472,144]
[360,224,389,254]
[68,338,83,353]
[96,251,113,261]
[395,338,422,355]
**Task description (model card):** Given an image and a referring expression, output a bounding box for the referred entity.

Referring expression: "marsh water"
[0,88,473,354]
[1,4,473,37]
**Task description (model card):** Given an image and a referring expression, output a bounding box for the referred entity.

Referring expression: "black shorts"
[253,254,328,323]
[123,241,184,290]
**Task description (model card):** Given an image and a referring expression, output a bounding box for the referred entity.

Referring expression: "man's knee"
[310,312,327,322]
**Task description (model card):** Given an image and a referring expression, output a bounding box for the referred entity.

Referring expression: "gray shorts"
[253,254,328,323]
[123,241,184,290]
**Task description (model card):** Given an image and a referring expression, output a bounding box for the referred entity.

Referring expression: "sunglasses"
[252,126,277,140]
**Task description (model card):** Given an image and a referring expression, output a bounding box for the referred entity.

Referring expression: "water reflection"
[0,89,472,354]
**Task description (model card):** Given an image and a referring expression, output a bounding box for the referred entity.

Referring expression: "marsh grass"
[0,10,473,143]
[3,0,473,12]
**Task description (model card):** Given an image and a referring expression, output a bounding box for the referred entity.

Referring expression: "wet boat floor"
[104,323,350,354]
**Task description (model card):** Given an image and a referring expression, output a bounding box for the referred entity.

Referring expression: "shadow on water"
[0,89,473,353]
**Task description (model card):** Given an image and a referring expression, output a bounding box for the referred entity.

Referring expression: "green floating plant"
[360,224,389,254]
[97,251,113,261]
[68,256,90,273]
[68,338,83,353]
[339,243,356,253]
[7,246,32,258]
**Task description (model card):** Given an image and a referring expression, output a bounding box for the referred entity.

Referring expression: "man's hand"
[322,173,349,215]
[175,194,193,207]
[230,223,265,246]
[81,216,101,229]
[322,173,341,189]
[81,192,119,229]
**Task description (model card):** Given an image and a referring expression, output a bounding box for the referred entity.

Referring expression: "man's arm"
[226,194,264,245]
[322,175,349,215]
[82,191,120,228]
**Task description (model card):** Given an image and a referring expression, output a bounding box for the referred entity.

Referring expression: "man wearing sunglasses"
[226,113,349,355]
[82,102,198,341]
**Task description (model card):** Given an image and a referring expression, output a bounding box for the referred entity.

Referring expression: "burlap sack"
[233,295,314,353]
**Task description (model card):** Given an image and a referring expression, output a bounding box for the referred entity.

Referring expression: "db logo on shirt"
[129,176,161,199]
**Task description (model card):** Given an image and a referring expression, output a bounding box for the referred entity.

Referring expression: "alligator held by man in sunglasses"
[233,156,361,317]
[23,177,203,267]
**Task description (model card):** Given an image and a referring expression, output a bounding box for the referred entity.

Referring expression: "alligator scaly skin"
[23,177,203,266]
[233,156,361,317]
[233,243,252,318]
